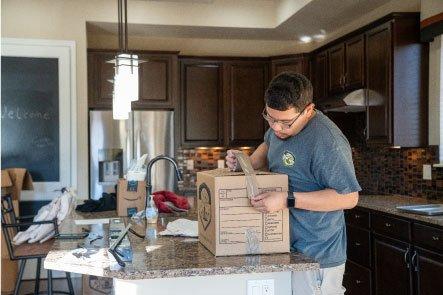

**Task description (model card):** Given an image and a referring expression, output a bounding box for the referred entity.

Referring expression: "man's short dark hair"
[264,72,313,112]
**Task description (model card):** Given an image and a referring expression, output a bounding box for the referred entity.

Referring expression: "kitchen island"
[44,211,318,295]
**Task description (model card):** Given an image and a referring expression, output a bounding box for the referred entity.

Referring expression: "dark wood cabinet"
[365,23,391,145]
[413,248,443,295]
[88,51,116,108]
[224,61,268,147]
[88,50,178,109]
[345,35,365,90]
[344,260,371,295]
[365,16,427,147]
[180,59,224,147]
[345,207,443,295]
[328,43,346,94]
[270,54,310,79]
[312,51,328,104]
[133,54,177,109]
[373,235,413,295]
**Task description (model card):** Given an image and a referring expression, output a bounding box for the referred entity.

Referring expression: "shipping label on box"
[197,169,290,256]
[117,179,146,216]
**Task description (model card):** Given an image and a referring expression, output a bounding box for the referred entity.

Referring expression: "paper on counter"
[159,218,198,237]
[74,218,110,225]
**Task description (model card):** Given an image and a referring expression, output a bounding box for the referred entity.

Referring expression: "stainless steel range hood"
[318,89,383,113]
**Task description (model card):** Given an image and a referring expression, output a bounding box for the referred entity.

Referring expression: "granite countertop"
[358,195,443,227]
[44,211,318,280]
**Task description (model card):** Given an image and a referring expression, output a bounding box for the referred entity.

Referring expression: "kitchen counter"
[358,195,443,227]
[44,211,318,280]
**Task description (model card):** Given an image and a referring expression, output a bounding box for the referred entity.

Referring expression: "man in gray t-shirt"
[226,72,361,295]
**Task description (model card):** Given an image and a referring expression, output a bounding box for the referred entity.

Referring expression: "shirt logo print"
[282,150,295,167]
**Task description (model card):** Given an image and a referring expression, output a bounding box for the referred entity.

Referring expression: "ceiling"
[88,0,403,41]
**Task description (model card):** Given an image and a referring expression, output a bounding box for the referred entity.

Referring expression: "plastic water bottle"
[145,195,158,224]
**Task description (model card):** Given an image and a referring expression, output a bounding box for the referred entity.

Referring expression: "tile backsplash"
[352,146,442,200]
[178,145,442,200]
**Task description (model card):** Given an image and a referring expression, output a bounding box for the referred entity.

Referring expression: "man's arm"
[251,189,359,213]
[293,189,359,211]
[250,142,268,170]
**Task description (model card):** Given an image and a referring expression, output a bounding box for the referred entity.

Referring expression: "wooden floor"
[2,277,83,295]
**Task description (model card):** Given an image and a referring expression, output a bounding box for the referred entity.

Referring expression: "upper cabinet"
[87,50,178,109]
[224,61,269,147]
[270,54,310,79]
[328,43,346,94]
[311,13,427,147]
[180,59,224,147]
[179,58,268,148]
[345,35,365,90]
[312,51,328,103]
[88,51,115,108]
[365,16,427,147]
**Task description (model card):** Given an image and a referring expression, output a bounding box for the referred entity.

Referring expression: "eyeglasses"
[262,107,306,130]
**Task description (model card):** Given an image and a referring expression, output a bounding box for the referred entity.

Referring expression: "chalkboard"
[1,56,60,182]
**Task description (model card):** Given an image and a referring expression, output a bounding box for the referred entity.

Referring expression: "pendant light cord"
[117,0,128,53]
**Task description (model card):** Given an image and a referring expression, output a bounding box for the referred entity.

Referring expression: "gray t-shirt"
[264,111,361,268]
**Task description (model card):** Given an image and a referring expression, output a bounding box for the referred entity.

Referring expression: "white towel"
[12,188,77,245]
[158,219,198,237]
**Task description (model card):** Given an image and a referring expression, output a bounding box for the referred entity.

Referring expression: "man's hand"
[251,191,287,213]
[225,149,240,171]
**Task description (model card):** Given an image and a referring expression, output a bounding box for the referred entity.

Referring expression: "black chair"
[1,194,75,295]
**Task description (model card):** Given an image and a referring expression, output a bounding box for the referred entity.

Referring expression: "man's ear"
[306,103,315,114]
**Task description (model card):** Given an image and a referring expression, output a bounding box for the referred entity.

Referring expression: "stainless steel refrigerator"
[89,110,174,200]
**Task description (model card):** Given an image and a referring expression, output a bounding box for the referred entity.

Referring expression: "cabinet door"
[271,56,310,79]
[414,248,443,295]
[133,54,177,109]
[373,235,413,295]
[343,260,371,295]
[224,61,268,147]
[180,60,223,147]
[328,43,346,94]
[312,51,328,104]
[365,23,392,144]
[88,51,116,108]
[345,35,365,90]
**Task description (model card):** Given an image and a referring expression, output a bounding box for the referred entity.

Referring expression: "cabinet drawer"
[343,260,371,295]
[345,208,369,229]
[371,214,410,241]
[347,226,371,268]
[413,223,443,252]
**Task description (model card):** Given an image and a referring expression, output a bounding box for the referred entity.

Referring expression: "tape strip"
[245,228,261,255]
[234,151,260,199]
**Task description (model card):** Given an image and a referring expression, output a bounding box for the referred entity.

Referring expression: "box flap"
[1,170,13,188]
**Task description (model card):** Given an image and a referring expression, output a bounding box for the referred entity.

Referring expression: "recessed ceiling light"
[299,36,312,43]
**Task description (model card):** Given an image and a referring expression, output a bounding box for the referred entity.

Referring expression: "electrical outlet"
[262,280,275,295]
[247,279,274,295]
[423,164,432,180]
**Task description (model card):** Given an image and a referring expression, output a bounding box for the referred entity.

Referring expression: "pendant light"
[108,0,144,120]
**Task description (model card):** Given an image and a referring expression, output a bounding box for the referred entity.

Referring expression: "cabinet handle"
[354,214,361,219]
[354,242,361,247]
[432,236,440,241]
[404,247,411,269]
[411,250,418,272]
[385,222,392,227]
[355,280,363,285]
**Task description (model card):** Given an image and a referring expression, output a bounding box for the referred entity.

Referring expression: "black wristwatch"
[287,192,296,208]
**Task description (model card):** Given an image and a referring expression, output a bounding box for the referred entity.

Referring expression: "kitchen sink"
[396,204,443,216]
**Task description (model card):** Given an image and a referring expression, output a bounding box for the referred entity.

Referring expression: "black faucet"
[145,155,183,199]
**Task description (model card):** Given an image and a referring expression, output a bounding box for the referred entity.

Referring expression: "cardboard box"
[1,258,18,294]
[82,275,113,295]
[1,169,34,200]
[197,169,290,256]
[116,179,146,216]
[1,169,31,293]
